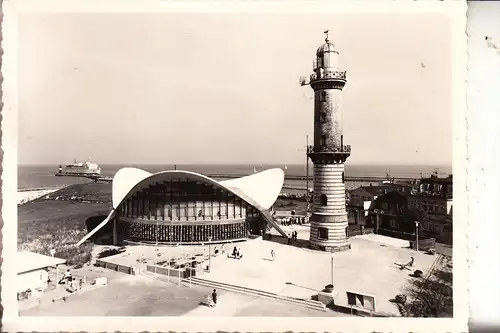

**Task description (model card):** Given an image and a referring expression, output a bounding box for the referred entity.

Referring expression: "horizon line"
[18,162,453,168]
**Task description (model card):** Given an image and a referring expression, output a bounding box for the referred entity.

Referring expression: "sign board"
[346,291,376,312]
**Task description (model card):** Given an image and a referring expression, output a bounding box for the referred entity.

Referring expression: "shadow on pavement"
[263,234,310,249]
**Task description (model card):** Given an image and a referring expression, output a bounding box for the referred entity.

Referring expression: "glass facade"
[121,220,249,243]
[116,179,261,244]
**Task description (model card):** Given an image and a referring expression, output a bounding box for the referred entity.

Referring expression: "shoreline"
[17,187,65,205]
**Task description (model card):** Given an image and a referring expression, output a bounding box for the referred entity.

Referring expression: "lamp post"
[330,253,334,287]
[168,220,173,284]
[208,237,212,273]
[414,221,420,252]
[305,135,309,205]
[154,219,159,280]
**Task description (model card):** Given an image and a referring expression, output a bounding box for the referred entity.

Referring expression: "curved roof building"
[77,168,288,246]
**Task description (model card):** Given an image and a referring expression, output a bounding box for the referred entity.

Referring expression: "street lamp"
[154,219,159,280]
[414,221,420,252]
[208,236,212,273]
[330,252,334,287]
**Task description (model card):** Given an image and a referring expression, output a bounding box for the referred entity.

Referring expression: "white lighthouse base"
[309,240,351,252]
[309,215,351,252]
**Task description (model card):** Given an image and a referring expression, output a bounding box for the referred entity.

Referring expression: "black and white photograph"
[1,1,478,332]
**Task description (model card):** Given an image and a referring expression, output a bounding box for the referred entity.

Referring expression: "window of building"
[320,194,328,206]
[320,91,327,102]
[390,219,397,229]
[318,227,328,239]
[342,172,345,183]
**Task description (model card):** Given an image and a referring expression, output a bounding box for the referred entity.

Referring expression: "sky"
[18,12,452,166]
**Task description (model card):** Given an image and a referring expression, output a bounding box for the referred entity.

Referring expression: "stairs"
[182,276,327,312]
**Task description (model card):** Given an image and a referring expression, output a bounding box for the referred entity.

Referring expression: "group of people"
[229,246,243,259]
[277,216,308,226]
[286,231,300,244]
[58,269,84,292]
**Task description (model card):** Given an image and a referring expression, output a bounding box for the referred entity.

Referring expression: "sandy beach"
[18,188,62,205]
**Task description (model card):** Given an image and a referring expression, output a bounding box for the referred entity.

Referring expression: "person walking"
[271,249,276,260]
[212,289,218,306]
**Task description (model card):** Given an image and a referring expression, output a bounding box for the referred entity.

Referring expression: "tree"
[405,255,453,317]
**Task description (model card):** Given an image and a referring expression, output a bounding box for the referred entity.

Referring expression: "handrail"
[307,145,351,154]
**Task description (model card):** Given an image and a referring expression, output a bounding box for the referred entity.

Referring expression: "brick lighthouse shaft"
[303,33,351,252]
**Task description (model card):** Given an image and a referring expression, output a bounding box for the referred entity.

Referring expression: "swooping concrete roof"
[77,168,286,246]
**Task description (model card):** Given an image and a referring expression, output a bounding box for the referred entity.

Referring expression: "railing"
[307,145,351,154]
[310,69,347,81]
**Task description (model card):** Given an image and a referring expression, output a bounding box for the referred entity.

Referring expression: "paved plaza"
[196,227,437,316]
[21,274,212,316]
[20,269,343,317]
[20,228,438,317]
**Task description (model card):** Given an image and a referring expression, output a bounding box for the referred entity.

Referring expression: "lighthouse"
[300,31,351,252]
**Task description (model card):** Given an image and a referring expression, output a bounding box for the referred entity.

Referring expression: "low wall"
[409,238,435,251]
[94,259,135,275]
[377,228,416,241]
[376,228,436,251]
[349,228,374,237]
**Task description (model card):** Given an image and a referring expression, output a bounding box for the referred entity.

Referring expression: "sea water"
[18,164,451,191]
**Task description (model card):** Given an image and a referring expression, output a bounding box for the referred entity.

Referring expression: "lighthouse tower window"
[320,194,328,206]
[320,91,327,102]
[318,227,328,240]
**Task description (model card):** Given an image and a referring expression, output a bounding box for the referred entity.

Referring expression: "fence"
[94,259,135,275]
[146,264,197,278]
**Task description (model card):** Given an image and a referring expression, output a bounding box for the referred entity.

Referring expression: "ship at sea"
[55,159,101,178]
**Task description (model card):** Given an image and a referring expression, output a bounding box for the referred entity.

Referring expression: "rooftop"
[17,251,66,274]
[354,184,409,196]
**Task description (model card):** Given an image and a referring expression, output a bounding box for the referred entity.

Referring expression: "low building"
[407,174,453,244]
[17,251,66,293]
[347,183,411,225]
[365,174,453,245]
[78,168,288,246]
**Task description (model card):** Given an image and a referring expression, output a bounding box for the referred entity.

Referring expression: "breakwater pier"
[55,173,417,184]
[206,173,416,182]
